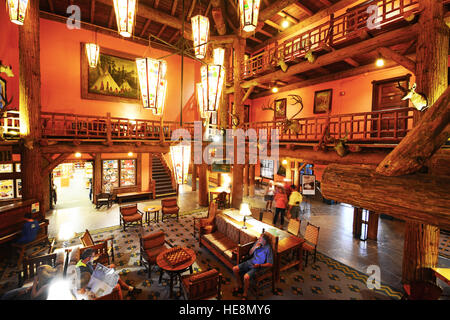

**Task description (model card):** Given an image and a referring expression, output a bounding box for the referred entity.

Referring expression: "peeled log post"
[321,164,450,230]
[376,83,450,176]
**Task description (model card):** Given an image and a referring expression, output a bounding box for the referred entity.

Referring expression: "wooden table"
[156,247,196,298]
[221,209,304,280]
[144,205,162,224]
[209,187,231,208]
[432,267,450,286]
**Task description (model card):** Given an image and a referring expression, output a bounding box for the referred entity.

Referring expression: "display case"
[120,159,136,186]
[102,160,119,192]
[16,179,21,198]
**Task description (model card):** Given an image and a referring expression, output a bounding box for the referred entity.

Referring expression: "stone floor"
[46,182,450,294]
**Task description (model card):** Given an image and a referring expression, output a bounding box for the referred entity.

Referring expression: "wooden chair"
[95,192,113,209]
[261,210,273,225]
[119,204,143,231]
[287,219,301,237]
[139,230,170,278]
[80,242,111,266]
[402,281,443,300]
[302,222,320,267]
[248,231,278,299]
[161,198,179,222]
[193,201,218,239]
[79,229,115,263]
[180,269,222,300]
[250,208,261,221]
[17,253,58,287]
[12,229,53,268]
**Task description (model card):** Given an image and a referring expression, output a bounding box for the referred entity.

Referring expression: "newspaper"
[86,263,119,298]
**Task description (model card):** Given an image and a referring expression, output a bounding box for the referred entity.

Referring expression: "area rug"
[0,211,403,300]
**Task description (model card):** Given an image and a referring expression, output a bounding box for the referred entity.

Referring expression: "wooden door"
[371,75,410,139]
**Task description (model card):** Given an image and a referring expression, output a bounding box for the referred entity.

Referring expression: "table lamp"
[240,203,252,229]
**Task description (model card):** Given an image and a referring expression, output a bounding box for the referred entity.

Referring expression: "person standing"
[273,186,288,227]
[288,185,303,221]
[264,181,275,212]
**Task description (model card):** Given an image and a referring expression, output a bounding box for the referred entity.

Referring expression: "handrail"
[238,0,425,80]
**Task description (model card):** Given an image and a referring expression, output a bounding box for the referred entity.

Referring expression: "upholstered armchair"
[79,229,114,263]
[119,204,143,231]
[95,284,123,300]
[139,230,170,278]
[193,201,218,239]
[180,269,222,300]
[161,198,179,222]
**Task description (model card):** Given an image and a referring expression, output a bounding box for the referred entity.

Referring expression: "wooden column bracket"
[42,153,70,177]
[377,47,416,73]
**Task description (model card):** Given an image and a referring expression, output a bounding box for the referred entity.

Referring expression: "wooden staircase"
[152,156,177,198]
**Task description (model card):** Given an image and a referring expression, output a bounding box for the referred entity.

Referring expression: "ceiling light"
[375,58,385,67]
[272,87,279,93]
[281,20,289,29]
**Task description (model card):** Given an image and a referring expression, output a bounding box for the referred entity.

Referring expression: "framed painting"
[274,98,287,120]
[81,44,140,104]
[313,89,332,114]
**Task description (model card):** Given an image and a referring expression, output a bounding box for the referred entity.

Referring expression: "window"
[260,159,274,180]
[102,159,136,191]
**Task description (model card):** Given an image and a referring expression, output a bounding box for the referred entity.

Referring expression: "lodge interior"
[0,0,449,301]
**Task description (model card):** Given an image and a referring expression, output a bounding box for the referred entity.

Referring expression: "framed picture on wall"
[81,44,140,104]
[313,89,332,114]
[301,174,316,195]
[274,98,287,120]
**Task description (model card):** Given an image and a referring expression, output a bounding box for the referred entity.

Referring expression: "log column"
[231,37,246,209]
[192,164,197,191]
[249,164,255,197]
[220,46,232,130]
[243,164,249,196]
[402,0,448,284]
[19,0,44,208]
[198,163,209,207]
[93,153,102,203]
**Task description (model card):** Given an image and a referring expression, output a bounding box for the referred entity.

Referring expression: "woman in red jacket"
[273,186,288,227]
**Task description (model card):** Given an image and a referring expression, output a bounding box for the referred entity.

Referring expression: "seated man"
[76,248,142,299]
[15,213,40,244]
[232,233,273,300]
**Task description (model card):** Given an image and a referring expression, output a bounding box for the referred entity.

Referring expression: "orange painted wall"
[250,65,415,123]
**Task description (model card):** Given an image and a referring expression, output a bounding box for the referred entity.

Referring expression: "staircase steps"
[152,156,177,198]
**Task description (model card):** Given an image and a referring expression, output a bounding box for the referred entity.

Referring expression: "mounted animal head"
[269,50,288,73]
[334,132,349,157]
[0,79,13,111]
[228,112,240,127]
[282,95,305,133]
[397,82,428,111]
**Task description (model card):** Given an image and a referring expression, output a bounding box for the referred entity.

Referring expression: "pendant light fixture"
[238,0,261,33]
[85,30,100,68]
[136,57,168,116]
[113,0,137,38]
[7,0,29,25]
[200,48,225,113]
[191,15,210,59]
[170,144,191,185]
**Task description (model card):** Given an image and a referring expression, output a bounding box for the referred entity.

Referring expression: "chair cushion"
[122,213,142,222]
[143,246,166,263]
[120,205,138,216]
[215,215,228,235]
[302,242,316,252]
[203,231,226,243]
[162,207,179,215]
[206,234,236,253]
[142,232,165,249]
[201,225,214,234]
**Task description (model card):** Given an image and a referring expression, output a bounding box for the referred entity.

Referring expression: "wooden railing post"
[106,112,112,144]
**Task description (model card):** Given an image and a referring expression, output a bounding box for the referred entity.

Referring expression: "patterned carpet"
[0,209,404,300]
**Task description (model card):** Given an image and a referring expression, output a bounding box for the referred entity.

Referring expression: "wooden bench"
[116,191,153,204]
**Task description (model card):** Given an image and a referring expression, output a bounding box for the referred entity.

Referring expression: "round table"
[156,247,196,298]
[144,205,162,224]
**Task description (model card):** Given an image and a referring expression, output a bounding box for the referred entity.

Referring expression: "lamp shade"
[170,144,191,184]
[85,43,100,68]
[191,15,210,59]
[239,0,261,33]
[113,0,136,37]
[136,57,168,115]
[7,0,29,25]
[196,82,208,119]
[213,47,225,66]
[240,203,252,216]
[200,64,225,113]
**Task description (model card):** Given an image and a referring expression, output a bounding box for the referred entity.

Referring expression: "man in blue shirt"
[232,232,273,300]
[16,213,40,244]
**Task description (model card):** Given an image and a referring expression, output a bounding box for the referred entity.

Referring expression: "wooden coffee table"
[144,205,162,224]
[157,247,196,298]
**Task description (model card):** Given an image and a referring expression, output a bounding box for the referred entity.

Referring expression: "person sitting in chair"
[15,213,39,244]
[76,248,141,299]
[232,233,273,300]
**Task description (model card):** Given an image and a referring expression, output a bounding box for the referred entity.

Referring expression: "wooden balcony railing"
[38,107,414,145]
[236,0,442,80]
[0,110,20,138]
[242,107,415,144]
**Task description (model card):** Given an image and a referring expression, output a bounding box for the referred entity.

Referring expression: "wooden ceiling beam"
[107,7,115,28]
[211,0,227,35]
[252,0,361,52]
[187,0,197,20]
[48,0,54,13]
[317,0,333,6]
[249,36,263,44]
[90,0,96,24]
[140,19,151,37]
[240,24,418,89]
[278,11,299,24]
[171,0,179,15]
[264,20,284,31]
[344,58,360,67]
[292,1,314,16]
[377,47,417,73]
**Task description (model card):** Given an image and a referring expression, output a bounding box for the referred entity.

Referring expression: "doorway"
[51,161,93,210]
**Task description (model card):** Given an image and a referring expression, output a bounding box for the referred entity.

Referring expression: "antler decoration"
[396,81,428,111]
[282,94,304,133]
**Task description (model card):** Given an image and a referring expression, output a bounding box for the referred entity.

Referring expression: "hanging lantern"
[113,0,136,38]
[136,58,168,116]
[238,0,261,33]
[170,144,191,185]
[196,83,208,119]
[7,0,29,25]
[85,43,100,68]
[191,15,210,59]
[213,47,225,66]
[200,64,225,113]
